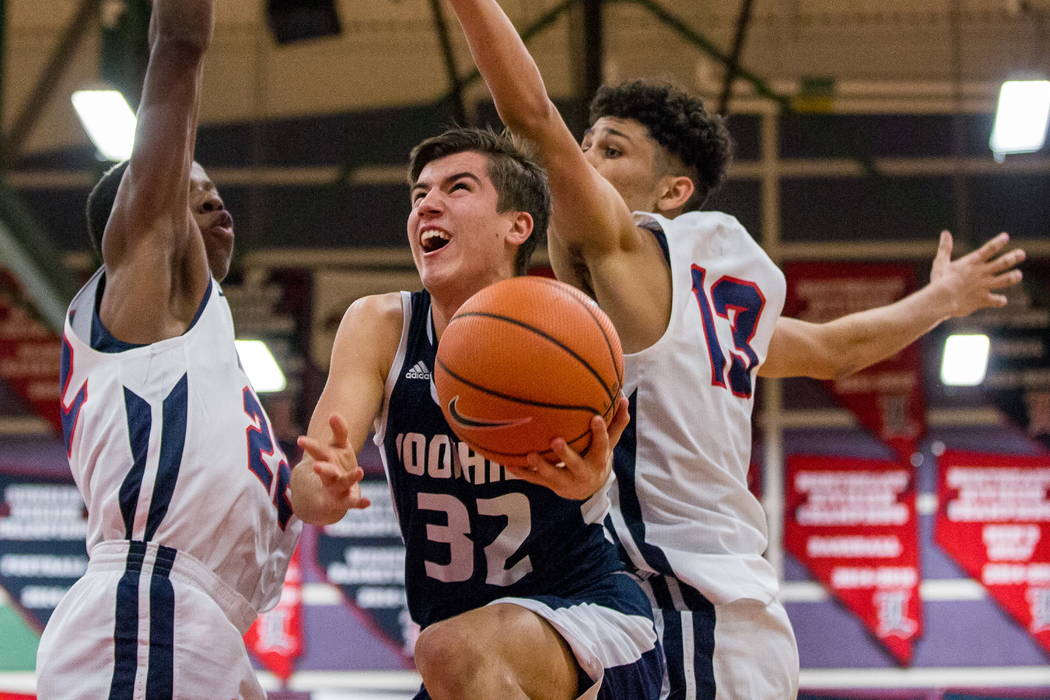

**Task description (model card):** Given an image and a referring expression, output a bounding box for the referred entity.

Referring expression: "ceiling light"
[71,88,137,162]
[235,340,288,393]
[989,80,1050,160]
[940,334,991,387]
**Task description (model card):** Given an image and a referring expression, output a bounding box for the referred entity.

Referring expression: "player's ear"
[656,175,694,214]
[506,211,533,245]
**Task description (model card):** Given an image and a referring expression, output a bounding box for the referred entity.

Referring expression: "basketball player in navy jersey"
[444,2,1028,698]
[37,2,301,698]
[290,127,663,699]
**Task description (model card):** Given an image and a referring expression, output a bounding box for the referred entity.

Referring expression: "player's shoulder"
[344,291,403,319]
[670,210,768,256]
[334,292,405,355]
[671,210,749,236]
[338,292,402,332]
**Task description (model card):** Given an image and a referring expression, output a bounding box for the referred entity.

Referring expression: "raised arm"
[290,294,402,525]
[760,231,1026,379]
[446,0,632,251]
[99,0,214,342]
[446,0,670,351]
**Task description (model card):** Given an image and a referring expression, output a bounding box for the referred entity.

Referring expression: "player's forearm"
[289,460,347,526]
[820,281,955,378]
[447,0,556,135]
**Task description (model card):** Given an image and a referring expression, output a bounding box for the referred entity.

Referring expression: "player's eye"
[605,147,622,158]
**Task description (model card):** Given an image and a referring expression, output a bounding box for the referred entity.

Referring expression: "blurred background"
[0,0,1048,698]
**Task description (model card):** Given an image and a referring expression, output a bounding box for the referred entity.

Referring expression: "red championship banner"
[934,451,1050,655]
[245,548,304,683]
[786,455,922,664]
[784,263,924,458]
[0,272,61,433]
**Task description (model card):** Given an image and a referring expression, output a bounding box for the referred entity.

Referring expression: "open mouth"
[420,228,451,253]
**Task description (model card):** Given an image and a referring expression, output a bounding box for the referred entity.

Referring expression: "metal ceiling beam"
[622,0,877,175]
[435,0,577,105]
[718,0,755,117]
[0,183,78,331]
[428,0,469,125]
[569,0,604,134]
[100,0,150,109]
[2,0,102,168]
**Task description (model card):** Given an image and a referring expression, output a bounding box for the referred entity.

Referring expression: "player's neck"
[429,289,471,339]
[429,272,514,339]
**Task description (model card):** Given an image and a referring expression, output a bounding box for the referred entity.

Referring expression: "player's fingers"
[989,269,1023,289]
[313,462,350,490]
[971,232,1010,262]
[583,414,611,467]
[526,446,565,472]
[329,413,350,447]
[348,497,372,511]
[506,463,549,487]
[988,247,1026,274]
[934,230,953,266]
[985,293,1009,308]
[606,396,630,446]
[298,436,330,463]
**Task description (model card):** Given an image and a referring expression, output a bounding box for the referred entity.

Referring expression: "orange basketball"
[434,275,623,468]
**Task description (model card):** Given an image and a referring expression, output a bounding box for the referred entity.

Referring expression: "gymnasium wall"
[0,101,1047,697]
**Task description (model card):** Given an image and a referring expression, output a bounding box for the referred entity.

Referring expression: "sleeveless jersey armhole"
[372,291,416,446]
[90,274,213,353]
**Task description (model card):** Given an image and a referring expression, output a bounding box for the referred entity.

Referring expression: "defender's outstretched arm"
[761,231,1026,379]
[447,0,672,352]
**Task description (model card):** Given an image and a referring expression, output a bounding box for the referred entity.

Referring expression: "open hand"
[931,230,1025,317]
[507,396,630,501]
[296,413,371,514]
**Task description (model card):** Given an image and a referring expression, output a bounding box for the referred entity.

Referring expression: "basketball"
[434,275,623,468]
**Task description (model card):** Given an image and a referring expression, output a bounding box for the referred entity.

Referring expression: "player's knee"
[414,616,491,691]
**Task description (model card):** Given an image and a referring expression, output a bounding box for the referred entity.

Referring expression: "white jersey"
[37,268,300,699]
[606,211,786,606]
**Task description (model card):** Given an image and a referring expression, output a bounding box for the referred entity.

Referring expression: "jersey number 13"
[691,264,767,399]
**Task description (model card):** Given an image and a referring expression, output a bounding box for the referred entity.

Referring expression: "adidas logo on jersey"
[405,361,431,380]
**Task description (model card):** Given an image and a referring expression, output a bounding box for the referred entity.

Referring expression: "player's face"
[581,117,668,213]
[189,162,234,281]
[408,151,523,298]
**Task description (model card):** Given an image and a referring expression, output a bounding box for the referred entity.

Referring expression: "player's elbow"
[500,97,560,140]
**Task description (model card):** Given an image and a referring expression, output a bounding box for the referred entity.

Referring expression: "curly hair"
[85,160,131,260]
[409,127,549,276]
[589,80,733,210]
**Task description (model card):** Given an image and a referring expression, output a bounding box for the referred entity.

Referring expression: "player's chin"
[418,266,456,294]
[207,248,233,281]
[205,232,235,280]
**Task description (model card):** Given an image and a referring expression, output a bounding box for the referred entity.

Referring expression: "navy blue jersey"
[373,290,623,628]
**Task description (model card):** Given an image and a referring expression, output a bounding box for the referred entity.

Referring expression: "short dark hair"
[589,80,733,210]
[85,160,130,259]
[408,127,549,276]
